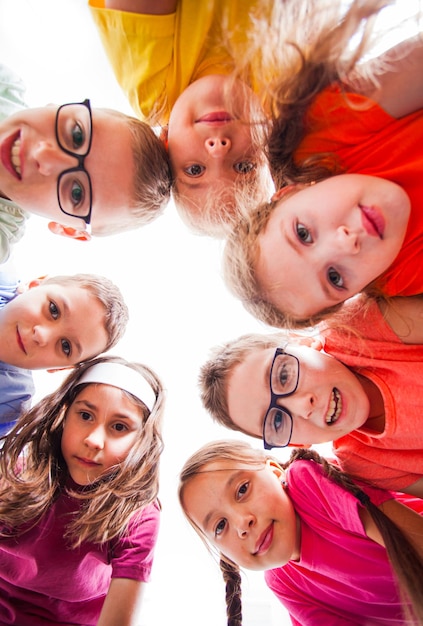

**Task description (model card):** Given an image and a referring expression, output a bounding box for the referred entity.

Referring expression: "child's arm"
[402,477,423,499]
[351,35,423,118]
[97,578,146,626]
[104,0,177,13]
[378,295,423,344]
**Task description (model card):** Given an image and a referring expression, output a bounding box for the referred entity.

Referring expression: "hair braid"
[220,558,242,626]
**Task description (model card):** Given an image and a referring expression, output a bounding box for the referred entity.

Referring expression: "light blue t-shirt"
[0,269,34,435]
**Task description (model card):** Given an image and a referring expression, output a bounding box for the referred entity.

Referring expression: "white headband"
[76,362,156,411]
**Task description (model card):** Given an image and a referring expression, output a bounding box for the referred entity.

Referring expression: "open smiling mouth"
[11,138,22,177]
[326,388,342,424]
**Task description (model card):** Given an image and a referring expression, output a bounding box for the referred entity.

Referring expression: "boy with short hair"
[199,294,423,497]
[0,269,129,434]
[0,63,171,262]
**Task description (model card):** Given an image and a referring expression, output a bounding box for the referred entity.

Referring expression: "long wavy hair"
[0,355,164,547]
[179,440,423,626]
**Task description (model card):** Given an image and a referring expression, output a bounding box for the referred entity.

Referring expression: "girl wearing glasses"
[0,355,164,626]
[178,440,423,626]
[199,293,423,498]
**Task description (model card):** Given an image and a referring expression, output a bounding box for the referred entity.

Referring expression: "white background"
[0,0,291,623]
[0,1,417,624]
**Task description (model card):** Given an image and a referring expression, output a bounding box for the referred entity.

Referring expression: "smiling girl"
[0,355,164,626]
[179,441,423,626]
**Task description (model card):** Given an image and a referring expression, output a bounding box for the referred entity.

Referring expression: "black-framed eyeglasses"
[263,347,300,450]
[55,99,93,235]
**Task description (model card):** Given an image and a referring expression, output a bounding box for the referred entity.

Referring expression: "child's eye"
[327,267,345,289]
[69,180,85,209]
[80,411,92,421]
[272,409,285,433]
[71,122,85,150]
[237,482,249,498]
[215,519,227,536]
[61,339,72,357]
[234,161,255,174]
[296,223,313,244]
[113,423,128,433]
[184,164,205,177]
[49,301,59,320]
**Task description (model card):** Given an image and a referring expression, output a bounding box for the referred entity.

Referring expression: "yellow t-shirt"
[89,0,268,124]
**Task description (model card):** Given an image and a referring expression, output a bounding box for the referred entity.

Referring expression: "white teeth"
[326,388,341,424]
[11,138,21,176]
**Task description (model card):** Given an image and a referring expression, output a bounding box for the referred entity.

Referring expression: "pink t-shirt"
[0,488,160,625]
[265,460,422,625]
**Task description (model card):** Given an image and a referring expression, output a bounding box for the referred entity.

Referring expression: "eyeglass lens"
[56,104,92,218]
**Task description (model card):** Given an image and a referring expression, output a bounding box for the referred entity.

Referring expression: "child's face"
[0,283,108,369]
[182,459,299,571]
[227,343,370,446]
[0,104,135,233]
[256,174,410,319]
[167,75,262,212]
[61,383,144,486]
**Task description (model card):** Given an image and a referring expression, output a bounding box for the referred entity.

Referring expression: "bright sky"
[0,1,418,624]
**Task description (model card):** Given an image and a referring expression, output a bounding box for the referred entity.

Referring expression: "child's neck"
[355,373,385,433]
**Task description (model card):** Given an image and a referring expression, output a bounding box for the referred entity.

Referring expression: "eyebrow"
[73,398,141,422]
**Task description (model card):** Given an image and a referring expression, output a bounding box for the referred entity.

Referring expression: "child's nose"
[34,141,77,176]
[285,392,316,421]
[335,225,360,255]
[204,136,232,157]
[235,512,255,538]
[32,324,50,347]
[84,426,105,450]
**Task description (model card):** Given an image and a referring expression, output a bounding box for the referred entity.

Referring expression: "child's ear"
[27,275,48,290]
[288,333,324,352]
[265,459,285,479]
[48,222,91,242]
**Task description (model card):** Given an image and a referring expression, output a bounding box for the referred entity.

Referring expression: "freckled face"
[182,459,300,571]
[61,384,144,486]
[256,174,410,319]
[227,344,370,446]
[0,284,108,369]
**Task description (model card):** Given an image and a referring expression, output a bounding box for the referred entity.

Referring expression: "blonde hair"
[92,110,172,236]
[0,355,164,547]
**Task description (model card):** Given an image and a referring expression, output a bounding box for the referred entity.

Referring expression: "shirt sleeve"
[0,365,35,434]
[266,568,361,626]
[88,1,176,121]
[111,500,160,582]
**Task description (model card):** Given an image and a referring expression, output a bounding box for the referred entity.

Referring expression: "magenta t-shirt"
[0,488,160,625]
[265,460,422,625]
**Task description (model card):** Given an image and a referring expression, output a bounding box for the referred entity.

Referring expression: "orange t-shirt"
[296,85,423,296]
[322,297,423,491]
